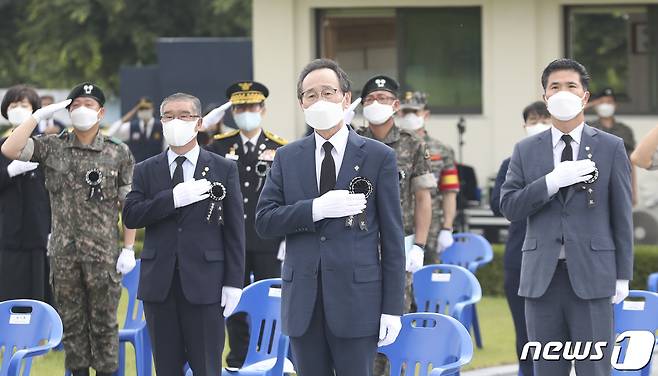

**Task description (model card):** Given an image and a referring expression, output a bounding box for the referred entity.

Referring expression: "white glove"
[406,245,424,273]
[312,190,366,222]
[116,248,136,274]
[221,286,242,317]
[32,99,71,123]
[277,240,286,261]
[343,97,362,125]
[172,179,211,208]
[611,279,630,304]
[437,229,454,253]
[7,160,39,177]
[546,160,596,193]
[202,101,232,130]
[378,314,402,347]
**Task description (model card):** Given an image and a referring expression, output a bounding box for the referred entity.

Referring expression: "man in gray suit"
[500,58,633,376]
[255,58,405,376]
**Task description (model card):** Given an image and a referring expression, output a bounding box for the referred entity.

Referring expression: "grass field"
[21,294,516,375]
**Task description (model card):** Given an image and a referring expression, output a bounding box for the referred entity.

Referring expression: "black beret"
[598,87,615,100]
[361,75,399,100]
[67,82,105,107]
[226,81,269,105]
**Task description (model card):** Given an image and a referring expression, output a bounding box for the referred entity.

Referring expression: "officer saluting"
[206,81,286,369]
[1,82,137,376]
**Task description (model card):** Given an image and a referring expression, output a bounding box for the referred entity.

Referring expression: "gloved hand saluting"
[7,160,39,177]
[202,101,232,130]
[32,99,72,123]
[172,179,211,208]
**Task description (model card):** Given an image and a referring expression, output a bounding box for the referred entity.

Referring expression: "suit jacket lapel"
[154,150,173,190]
[297,134,319,199]
[534,130,561,203]
[335,130,366,190]
[565,125,598,204]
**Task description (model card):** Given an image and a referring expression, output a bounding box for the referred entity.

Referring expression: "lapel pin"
[585,146,591,151]
[354,165,360,171]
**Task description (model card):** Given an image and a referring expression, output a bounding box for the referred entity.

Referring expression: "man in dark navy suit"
[255,59,406,376]
[123,92,245,376]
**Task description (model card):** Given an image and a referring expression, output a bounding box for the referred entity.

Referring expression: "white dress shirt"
[167,144,200,182]
[314,124,349,191]
[546,122,585,196]
[239,129,262,153]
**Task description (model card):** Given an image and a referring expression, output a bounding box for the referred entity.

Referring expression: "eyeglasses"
[363,94,397,106]
[161,113,200,122]
[300,86,341,104]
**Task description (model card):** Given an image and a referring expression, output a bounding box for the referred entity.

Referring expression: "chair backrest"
[612,290,658,376]
[121,259,144,331]
[0,299,63,375]
[378,312,473,376]
[413,264,482,326]
[233,278,284,367]
[647,273,658,293]
[440,233,493,273]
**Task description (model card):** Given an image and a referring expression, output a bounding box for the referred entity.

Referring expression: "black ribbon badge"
[346,176,373,231]
[206,182,227,225]
[85,168,105,201]
[255,160,269,191]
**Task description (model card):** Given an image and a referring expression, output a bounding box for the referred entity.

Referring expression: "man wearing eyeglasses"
[122,92,246,376]
[255,59,405,376]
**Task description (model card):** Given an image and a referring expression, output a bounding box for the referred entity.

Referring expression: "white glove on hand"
[7,160,39,177]
[343,97,362,125]
[611,279,630,304]
[172,179,211,208]
[202,101,232,130]
[437,230,454,253]
[378,314,402,347]
[277,240,286,261]
[546,160,596,192]
[221,286,242,317]
[312,190,366,222]
[116,248,136,274]
[406,245,424,273]
[32,99,71,123]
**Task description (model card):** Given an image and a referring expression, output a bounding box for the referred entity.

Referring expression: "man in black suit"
[123,92,245,376]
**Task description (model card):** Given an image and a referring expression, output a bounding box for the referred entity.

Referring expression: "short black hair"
[1,85,41,120]
[541,58,590,91]
[522,101,550,122]
[296,58,351,99]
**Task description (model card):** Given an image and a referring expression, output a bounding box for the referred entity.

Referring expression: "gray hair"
[296,58,351,99]
[160,92,202,115]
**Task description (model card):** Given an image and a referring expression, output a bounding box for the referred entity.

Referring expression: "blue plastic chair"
[439,233,493,348]
[186,278,291,376]
[378,312,473,376]
[612,290,658,376]
[648,272,658,293]
[0,299,63,376]
[65,260,151,376]
[413,264,482,333]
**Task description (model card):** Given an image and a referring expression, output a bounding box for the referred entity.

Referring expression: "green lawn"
[20,295,516,375]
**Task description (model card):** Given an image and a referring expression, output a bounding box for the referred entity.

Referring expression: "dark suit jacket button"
[320,236,326,242]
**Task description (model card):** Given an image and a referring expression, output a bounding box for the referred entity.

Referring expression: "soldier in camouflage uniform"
[356,76,434,376]
[398,92,460,265]
[1,83,137,376]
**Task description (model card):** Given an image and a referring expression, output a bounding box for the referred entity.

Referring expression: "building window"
[318,7,482,114]
[566,5,658,115]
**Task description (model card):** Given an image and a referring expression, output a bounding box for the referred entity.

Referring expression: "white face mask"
[304,100,344,130]
[596,103,615,118]
[363,101,395,125]
[525,122,552,137]
[234,111,262,132]
[70,106,100,131]
[163,119,198,147]
[397,113,424,131]
[546,91,585,121]
[7,107,33,127]
[137,109,153,122]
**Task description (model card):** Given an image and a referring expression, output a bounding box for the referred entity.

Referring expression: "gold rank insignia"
[238,82,253,91]
[264,130,288,145]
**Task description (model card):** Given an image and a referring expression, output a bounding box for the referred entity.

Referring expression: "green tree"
[1,0,250,92]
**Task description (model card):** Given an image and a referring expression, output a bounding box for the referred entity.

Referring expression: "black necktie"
[172,156,186,187]
[560,134,573,199]
[319,141,335,195]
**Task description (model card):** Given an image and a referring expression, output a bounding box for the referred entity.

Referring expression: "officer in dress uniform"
[1,82,138,376]
[107,97,165,163]
[206,81,287,369]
